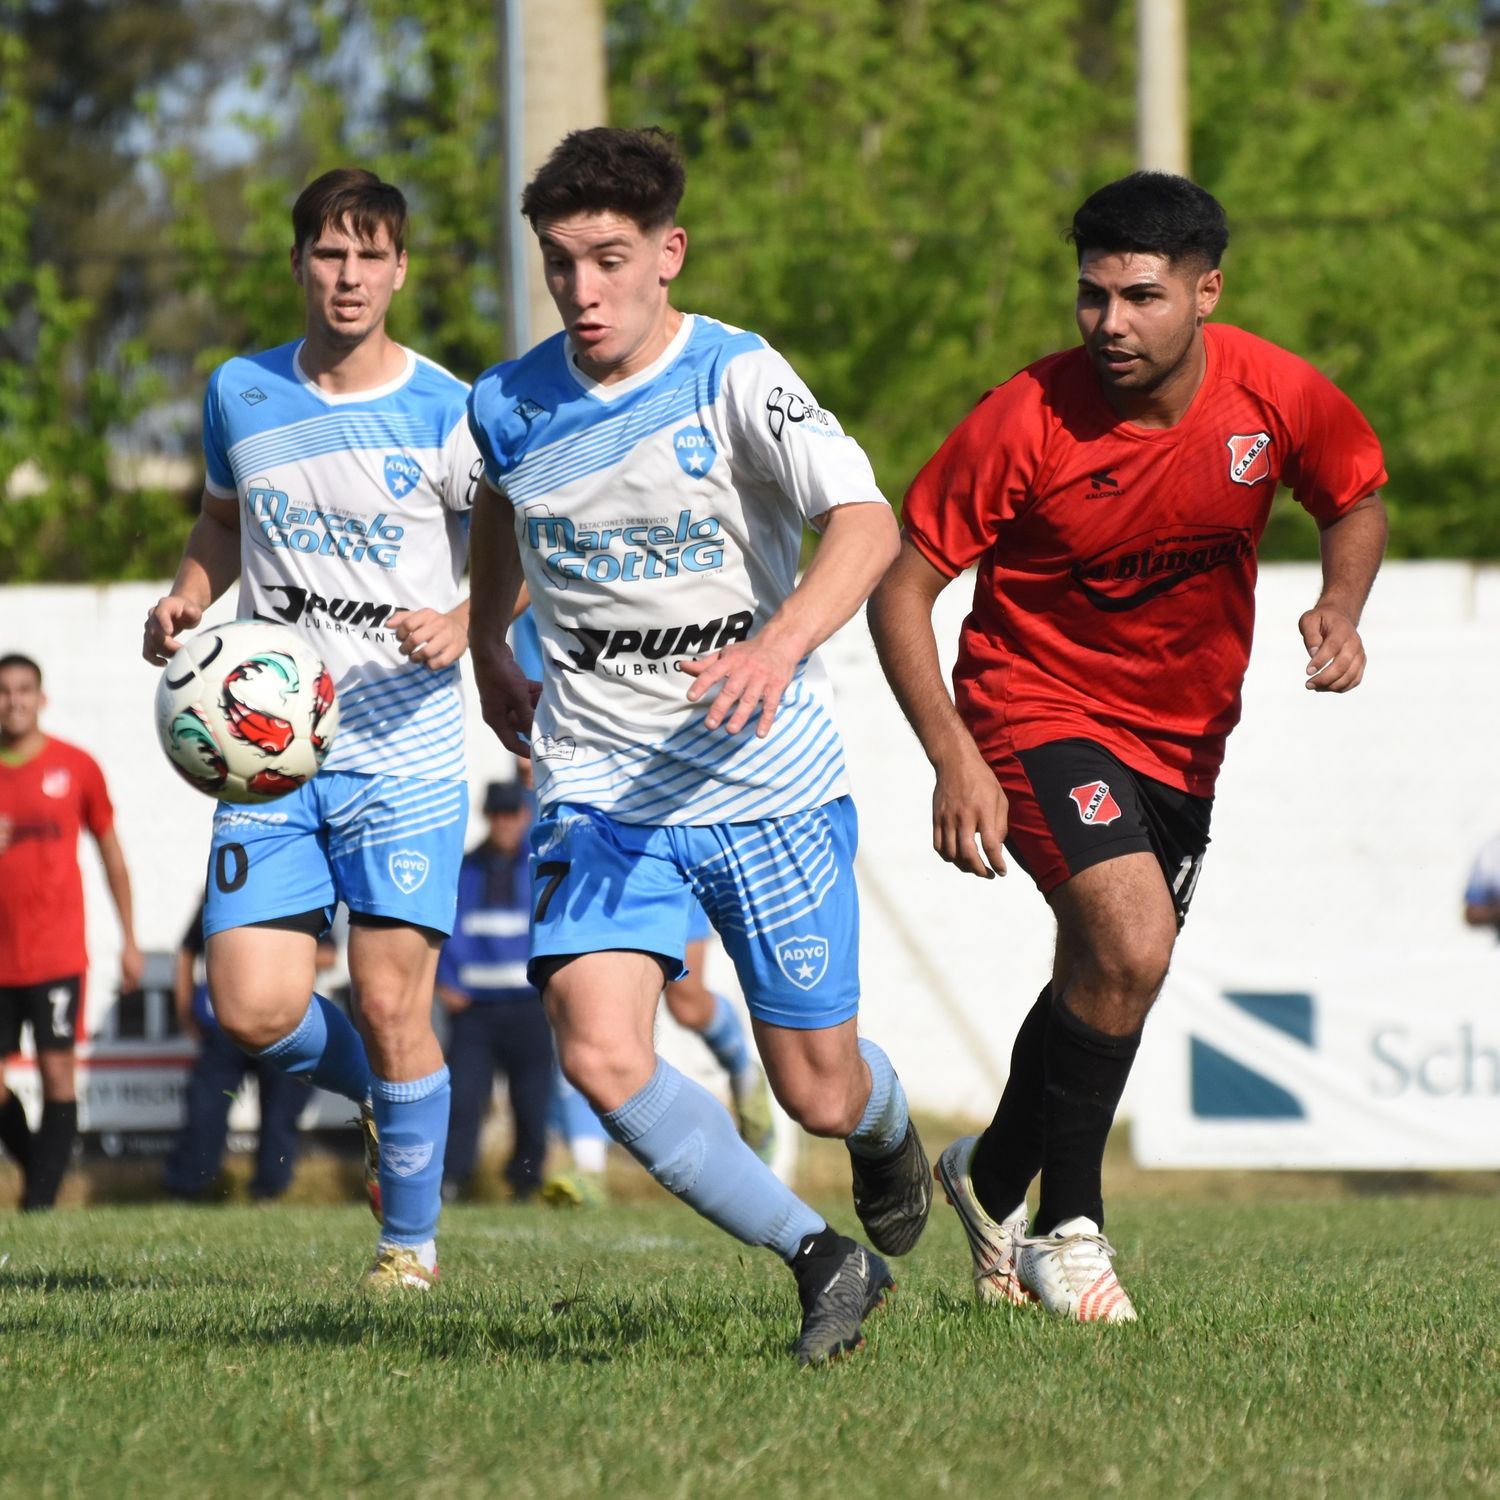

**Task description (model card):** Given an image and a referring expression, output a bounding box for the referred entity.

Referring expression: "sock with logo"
[255,993,373,1103]
[845,1037,910,1159]
[968,984,1051,1219]
[22,1099,78,1210]
[371,1066,450,1246]
[696,992,752,1079]
[602,1058,823,1258]
[1034,996,1141,1234]
[0,1091,32,1171]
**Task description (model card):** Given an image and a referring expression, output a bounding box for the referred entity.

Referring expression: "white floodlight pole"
[1137,0,1189,175]
[498,0,531,360]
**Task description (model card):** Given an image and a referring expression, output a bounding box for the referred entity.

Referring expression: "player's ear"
[392,249,408,291]
[1197,267,1223,321]
[660,225,687,285]
[290,243,305,286]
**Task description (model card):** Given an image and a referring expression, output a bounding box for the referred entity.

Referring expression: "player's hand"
[932,744,1009,878]
[389,607,468,671]
[143,595,203,665]
[0,814,12,856]
[472,635,540,756]
[119,939,145,992]
[680,636,799,738]
[1299,605,1367,693]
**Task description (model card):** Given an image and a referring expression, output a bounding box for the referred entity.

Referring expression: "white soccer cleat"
[934,1136,1035,1307]
[364,1244,439,1291]
[1016,1216,1137,1323]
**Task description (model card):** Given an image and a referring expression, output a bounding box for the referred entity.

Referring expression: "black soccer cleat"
[791,1233,895,1367]
[849,1121,933,1256]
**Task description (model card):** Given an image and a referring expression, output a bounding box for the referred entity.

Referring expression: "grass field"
[4,1141,1500,1500]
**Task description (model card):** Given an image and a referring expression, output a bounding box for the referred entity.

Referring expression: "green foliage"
[0,11,183,583]
[611,0,1500,556]
[6,0,1500,576]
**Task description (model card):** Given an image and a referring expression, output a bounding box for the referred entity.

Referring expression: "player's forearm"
[868,543,978,770]
[97,834,138,948]
[757,501,899,662]
[468,485,524,649]
[171,507,242,610]
[1315,493,1387,623]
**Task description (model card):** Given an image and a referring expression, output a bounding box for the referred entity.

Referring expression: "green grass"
[3,1191,1499,1499]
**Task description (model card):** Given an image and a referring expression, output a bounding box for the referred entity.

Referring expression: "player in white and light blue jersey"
[468,128,930,1364]
[144,169,478,1290]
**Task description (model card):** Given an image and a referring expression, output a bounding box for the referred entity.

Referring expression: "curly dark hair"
[521,127,685,232]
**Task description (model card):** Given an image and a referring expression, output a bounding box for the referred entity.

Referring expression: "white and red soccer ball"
[154,620,338,804]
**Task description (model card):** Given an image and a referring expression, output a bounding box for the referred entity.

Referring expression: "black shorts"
[0,975,83,1054]
[995,738,1213,926]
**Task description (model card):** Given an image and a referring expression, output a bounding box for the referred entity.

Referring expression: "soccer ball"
[154,620,338,803]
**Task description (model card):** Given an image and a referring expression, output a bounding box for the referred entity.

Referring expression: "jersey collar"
[292,341,417,405]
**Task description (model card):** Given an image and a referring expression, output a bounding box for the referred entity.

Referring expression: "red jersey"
[0,737,114,985]
[901,323,1388,795]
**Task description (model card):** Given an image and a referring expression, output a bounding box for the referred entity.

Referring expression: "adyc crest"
[1069,781,1122,826]
[385,1142,434,1177]
[673,424,717,478]
[384,453,423,498]
[1226,432,1272,487]
[388,848,431,894]
[775,933,829,991]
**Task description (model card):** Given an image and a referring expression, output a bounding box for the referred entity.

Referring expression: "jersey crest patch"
[1227,432,1272,486]
[384,454,423,498]
[1069,781,1122,826]
[673,424,717,477]
[389,849,431,894]
[41,769,71,799]
[775,933,829,990]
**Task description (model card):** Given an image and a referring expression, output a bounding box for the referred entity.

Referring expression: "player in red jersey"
[869,173,1388,1321]
[0,653,143,1209]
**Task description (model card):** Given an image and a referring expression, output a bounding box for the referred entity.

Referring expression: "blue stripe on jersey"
[326,779,466,856]
[324,665,465,781]
[691,813,842,938]
[229,411,459,478]
[468,321,764,489]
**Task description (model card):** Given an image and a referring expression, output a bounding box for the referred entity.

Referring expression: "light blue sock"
[603,1059,822,1259]
[255,994,372,1103]
[698,992,752,1079]
[371,1066,450,1245]
[847,1038,910,1159]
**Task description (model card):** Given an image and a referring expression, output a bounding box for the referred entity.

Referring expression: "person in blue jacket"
[437,780,553,1201]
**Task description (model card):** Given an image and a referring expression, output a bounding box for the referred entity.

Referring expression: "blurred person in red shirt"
[0,653,143,1209]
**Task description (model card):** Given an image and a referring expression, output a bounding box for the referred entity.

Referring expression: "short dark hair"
[292,168,408,256]
[1069,172,1229,271]
[521,127,685,233]
[0,653,42,685]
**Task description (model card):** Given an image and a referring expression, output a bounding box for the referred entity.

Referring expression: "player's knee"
[1082,936,1171,1007]
[773,1074,863,1138]
[663,979,712,1030]
[555,1035,652,1115]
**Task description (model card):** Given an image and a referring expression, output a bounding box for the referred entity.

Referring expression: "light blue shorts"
[528,797,861,1030]
[203,771,467,939]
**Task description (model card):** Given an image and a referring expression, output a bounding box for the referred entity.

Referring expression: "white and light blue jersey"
[467,314,889,825]
[203,340,481,781]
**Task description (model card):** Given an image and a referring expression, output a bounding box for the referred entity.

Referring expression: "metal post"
[498,0,531,360]
[1137,0,1189,176]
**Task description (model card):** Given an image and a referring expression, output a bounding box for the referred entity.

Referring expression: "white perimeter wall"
[5,563,1499,1130]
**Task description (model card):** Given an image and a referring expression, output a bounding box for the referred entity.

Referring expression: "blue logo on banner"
[1190,991,1313,1119]
[673,425,717,478]
[384,454,423,498]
